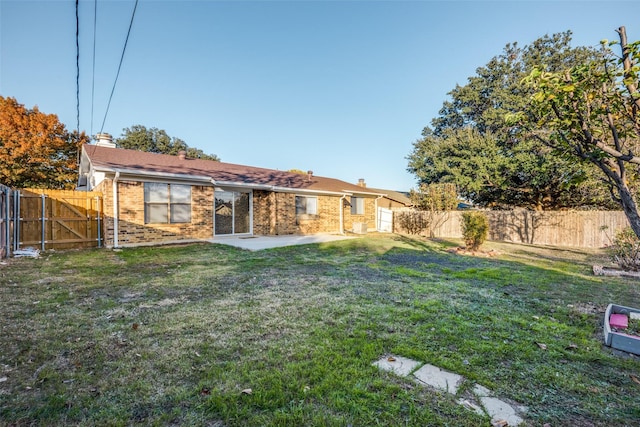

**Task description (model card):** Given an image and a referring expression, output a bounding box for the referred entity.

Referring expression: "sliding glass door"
[214,190,251,235]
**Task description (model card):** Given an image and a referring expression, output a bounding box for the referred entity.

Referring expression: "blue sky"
[1,0,638,191]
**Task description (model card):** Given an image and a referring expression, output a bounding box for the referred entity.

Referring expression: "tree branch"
[617,26,640,111]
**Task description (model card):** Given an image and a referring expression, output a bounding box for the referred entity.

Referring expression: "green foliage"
[116,125,220,161]
[407,32,615,210]
[523,26,640,238]
[609,227,640,271]
[288,169,308,174]
[461,211,489,250]
[410,183,458,211]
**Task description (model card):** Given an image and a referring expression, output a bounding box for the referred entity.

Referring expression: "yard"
[1,235,639,426]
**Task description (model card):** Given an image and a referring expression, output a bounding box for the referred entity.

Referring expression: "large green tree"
[522,26,640,237]
[0,96,89,189]
[408,32,615,210]
[116,125,220,161]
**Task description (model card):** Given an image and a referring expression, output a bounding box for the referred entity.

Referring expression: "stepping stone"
[413,363,463,394]
[477,396,524,426]
[372,355,421,377]
[457,398,484,416]
[473,384,492,398]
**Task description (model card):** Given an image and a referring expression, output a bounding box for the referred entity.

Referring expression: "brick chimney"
[307,170,313,182]
[357,178,366,188]
[178,150,187,160]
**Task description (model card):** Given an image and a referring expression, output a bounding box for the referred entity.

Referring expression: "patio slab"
[211,234,355,251]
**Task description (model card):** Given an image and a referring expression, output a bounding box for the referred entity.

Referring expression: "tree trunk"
[617,182,640,239]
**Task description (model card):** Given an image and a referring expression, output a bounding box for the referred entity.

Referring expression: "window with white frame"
[144,183,192,224]
[350,196,364,215]
[295,195,318,215]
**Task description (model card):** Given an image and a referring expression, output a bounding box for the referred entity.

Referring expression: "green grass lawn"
[1,234,639,426]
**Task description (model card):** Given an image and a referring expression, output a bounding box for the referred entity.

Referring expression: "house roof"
[367,187,412,206]
[82,144,385,196]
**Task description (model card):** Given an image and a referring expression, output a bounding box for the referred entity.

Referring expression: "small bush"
[609,227,640,271]
[461,211,489,250]
[397,210,429,235]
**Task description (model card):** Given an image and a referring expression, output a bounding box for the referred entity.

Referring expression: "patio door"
[214,190,251,235]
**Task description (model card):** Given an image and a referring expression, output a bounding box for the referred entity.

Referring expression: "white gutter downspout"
[210,178,218,239]
[339,194,347,235]
[112,171,120,248]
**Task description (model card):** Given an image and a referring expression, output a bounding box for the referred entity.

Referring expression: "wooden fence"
[18,189,103,251]
[393,209,630,248]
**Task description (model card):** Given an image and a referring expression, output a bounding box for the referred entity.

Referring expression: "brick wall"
[99,179,214,247]
[343,196,377,233]
[253,191,377,235]
[99,180,380,247]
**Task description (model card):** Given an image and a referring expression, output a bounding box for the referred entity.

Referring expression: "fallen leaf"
[536,342,548,350]
[199,387,211,396]
[387,356,396,362]
[631,374,640,385]
[132,323,139,330]
[241,388,252,395]
[565,343,578,350]
[491,419,508,427]
[194,351,201,357]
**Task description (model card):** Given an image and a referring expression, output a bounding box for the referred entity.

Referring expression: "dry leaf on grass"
[241,388,252,395]
[631,374,640,386]
[387,356,396,362]
[536,342,548,350]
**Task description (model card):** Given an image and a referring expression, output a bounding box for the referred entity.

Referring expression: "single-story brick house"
[77,140,388,248]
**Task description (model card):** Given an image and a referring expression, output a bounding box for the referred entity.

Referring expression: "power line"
[100,0,139,134]
[75,0,80,133]
[90,0,97,137]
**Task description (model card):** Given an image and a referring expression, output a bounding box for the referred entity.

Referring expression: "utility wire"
[90,0,97,137]
[75,0,80,133]
[100,0,139,134]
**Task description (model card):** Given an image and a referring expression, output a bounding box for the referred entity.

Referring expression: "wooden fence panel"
[394,209,630,248]
[19,189,103,250]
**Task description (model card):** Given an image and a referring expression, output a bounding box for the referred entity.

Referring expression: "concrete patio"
[211,234,356,251]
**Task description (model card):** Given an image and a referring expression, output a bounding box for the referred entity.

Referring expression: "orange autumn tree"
[0,96,89,189]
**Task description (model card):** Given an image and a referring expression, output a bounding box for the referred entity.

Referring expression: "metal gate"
[0,185,17,258]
